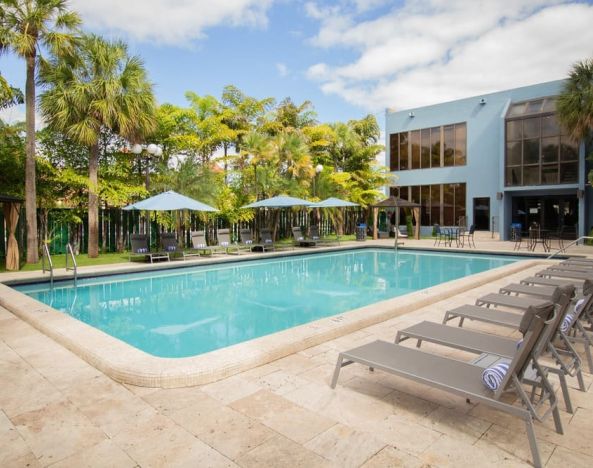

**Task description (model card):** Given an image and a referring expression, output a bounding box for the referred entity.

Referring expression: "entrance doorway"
[473,197,490,230]
[511,195,578,238]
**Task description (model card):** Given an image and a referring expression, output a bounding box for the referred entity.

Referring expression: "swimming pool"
[15,248,522,358]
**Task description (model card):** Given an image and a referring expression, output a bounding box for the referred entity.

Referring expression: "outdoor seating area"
[2,258,593,467]
[332,258,593,467]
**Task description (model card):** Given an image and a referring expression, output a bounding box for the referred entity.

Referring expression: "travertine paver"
[1,261,593,467]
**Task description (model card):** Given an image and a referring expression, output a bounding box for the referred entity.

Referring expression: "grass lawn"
[1,252,131,273]
[0,234,364,274]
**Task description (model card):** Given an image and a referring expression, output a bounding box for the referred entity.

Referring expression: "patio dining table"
[528,228,551,253]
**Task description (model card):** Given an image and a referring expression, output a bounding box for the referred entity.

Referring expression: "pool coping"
[0,248,553,388]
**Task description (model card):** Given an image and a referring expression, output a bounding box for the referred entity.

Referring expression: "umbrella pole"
[394,209,400,249]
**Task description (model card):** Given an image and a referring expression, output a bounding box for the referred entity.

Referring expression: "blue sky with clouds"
[1,0,593,128]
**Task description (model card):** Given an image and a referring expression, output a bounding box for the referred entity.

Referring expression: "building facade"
[385,80,589,240]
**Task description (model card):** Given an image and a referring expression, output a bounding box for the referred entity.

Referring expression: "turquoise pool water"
[15,249,522,358]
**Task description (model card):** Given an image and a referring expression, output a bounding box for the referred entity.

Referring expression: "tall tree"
[557,59,593,166]
[40,34,156,257]
[0,0,80,263]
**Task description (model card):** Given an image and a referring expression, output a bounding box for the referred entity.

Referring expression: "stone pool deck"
[2,256,593,467]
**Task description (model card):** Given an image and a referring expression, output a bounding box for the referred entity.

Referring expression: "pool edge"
[0,258,547,388]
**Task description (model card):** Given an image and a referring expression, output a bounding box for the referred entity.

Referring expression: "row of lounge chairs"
[331,256,593,467]
[129,225,339,262]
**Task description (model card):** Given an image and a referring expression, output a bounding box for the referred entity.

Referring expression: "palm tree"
[557,58,593,141]
[0,0,80,263]
[40,34,156,257]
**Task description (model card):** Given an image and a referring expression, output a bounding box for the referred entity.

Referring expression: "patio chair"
[160,232,183,259]
[394,226,408,238]
[433,224,450,246]
[511,226,524,251]
[395,292,583,413]
[331,302,560,468]
[259,228,276,251]
[292,226,317,247]
[459,224,476,248]
[190,230,216,256]
[215,228,240,255]
[129,234,170,263]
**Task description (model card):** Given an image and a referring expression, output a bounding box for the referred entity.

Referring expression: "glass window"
[421,129,430,168]
[421,185,430,225]
[430,127,440,167]
[541,137,559,163]
[454,183,466,225]
[399,132,408,170]
[506,166,522,186]
[541,164,558,184]
[430,184,441,225]
[506,142,522,166]
[443,125,454,166]
[506,120,522,140]
[526,100,544,114]
[523,117,540,139]
[443,184,454,225]
[389,134,399,171]
[560,163,578,183]
[560,137,579,161]
[411,130,420,169]
[541,115,559,137]
[507,103,525,117]
[523,139,539,165]
[523,165,539,185]
[542,98,556,113]
[454,123,466,166]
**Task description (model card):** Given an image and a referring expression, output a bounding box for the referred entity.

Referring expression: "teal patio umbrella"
[241,195,313,209]
[310,197,358,208]
[123,190,218,212]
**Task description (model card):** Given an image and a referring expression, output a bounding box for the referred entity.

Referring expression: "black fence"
[0,207,365,259]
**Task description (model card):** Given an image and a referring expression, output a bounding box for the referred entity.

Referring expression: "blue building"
[385,80,589,240]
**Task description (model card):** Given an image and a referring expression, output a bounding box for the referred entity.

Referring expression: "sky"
[1,0,593,130]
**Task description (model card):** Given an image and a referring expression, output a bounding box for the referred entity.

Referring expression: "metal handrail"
[42,243,54,287]
[65,243,78,286]
[547,236,593,260]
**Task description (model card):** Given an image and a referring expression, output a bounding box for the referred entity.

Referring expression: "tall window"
[392,183,466,226]
[389,122,466,171]
[505,98,579,186]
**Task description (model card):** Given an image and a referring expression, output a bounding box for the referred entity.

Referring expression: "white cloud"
[306,1,593,111]
[276,62,289,77]
[70,0,274,45]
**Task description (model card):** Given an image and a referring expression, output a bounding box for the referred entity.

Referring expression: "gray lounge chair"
[547,264,592,273]
[190,230,216,256]
[129,234,169,263]
[535,268,593,280]
[331,303,560,468]
[259,228,276,251]
[499,283,558,300]
[292,226,317,247]
[521,276,584,289]
[309,225,340,245]
[474,293,554,311]
[160,232,183,259]
[215,228,240,255]
[396,291,583,413]
[239,229,264,252]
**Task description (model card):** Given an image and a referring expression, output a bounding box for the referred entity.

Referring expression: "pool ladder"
[42,243,78,287]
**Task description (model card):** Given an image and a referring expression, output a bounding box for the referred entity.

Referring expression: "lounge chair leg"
[557,372,574,414]
[525,415,543,468]
[330,355,344,388]
[458,317,465,327]
[551,399,564,435]
[416,339,422,348]
[576,369,586,392]
[442,312,450,324]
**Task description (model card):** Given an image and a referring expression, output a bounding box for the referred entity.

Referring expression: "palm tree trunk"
[25,54,38,263]
[88,143,100,257]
